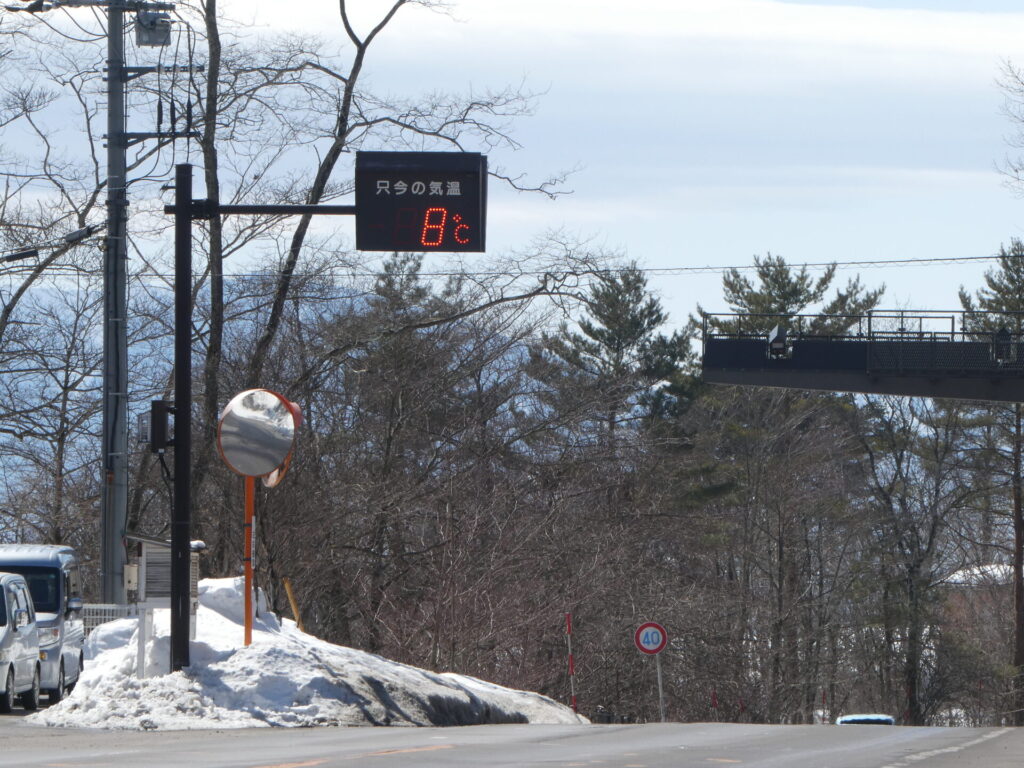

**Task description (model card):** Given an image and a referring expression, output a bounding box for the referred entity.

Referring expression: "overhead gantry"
[701,311,1024,403]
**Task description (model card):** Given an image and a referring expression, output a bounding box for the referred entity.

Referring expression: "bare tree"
[855,396,978,725]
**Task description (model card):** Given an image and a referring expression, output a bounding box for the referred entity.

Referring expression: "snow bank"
[29,578,583,731]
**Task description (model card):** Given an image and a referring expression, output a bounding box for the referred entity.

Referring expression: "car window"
[26,573,55,613]
[2,566,60,613]
[11,583,25,617]
[0,586,8,627]
[13,584,34,623]
[68,565,81,597]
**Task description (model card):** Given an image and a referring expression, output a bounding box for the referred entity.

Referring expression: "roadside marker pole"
[566,613,577,713]
[283,577,305,632]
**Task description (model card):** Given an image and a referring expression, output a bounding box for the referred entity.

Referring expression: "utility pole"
[101,0,178,603]
[101,0,129,605]
[27,0,184,603]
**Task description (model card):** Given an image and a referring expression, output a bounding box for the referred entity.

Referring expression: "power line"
[120,251,1011,282]
[635,253,1010,275]
[7,249,1010,286]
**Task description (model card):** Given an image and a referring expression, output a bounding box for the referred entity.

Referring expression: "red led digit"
[421,207,448,247]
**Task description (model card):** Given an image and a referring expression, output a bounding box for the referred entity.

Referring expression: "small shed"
[124,533,204,677]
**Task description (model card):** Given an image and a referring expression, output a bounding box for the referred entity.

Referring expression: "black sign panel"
[355,151,487,252]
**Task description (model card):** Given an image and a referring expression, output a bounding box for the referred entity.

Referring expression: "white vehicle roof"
[836,713,895,725]
[0,544,76,568]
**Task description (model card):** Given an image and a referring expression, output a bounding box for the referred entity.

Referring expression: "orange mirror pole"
[244,474,255,646]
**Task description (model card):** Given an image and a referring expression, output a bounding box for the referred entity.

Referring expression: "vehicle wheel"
[0,669,13,714]
[19,666,39,711]
[47,663,65,704]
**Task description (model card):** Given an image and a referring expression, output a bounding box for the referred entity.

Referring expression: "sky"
[227,0,1024,329]
[29,578,581,729]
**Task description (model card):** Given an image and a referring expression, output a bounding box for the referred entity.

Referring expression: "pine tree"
[695,253,884,336]
[538,262,692,446]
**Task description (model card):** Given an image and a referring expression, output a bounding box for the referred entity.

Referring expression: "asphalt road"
[1,718,1022,768]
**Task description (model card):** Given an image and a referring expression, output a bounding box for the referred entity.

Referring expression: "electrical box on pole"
[355,152,487,252]
[148,400,174,453]
[135,10,171,46]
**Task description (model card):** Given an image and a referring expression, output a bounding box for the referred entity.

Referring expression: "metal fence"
[82,603,137,637]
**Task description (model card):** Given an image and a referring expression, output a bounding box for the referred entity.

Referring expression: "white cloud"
[238,0,1024,48]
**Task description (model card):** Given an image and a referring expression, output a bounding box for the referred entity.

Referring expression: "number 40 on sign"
[634,621,668,655]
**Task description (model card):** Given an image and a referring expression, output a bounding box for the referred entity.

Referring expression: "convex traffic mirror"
[216,389,301,480]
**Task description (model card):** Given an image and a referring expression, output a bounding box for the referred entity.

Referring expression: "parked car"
[0,546,84,703]
[0,572,40,712]
[836,713,896,725]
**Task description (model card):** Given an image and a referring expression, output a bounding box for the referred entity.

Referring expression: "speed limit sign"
[634,621,668,655]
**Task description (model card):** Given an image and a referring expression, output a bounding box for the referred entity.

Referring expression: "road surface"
[1,717,1021,767]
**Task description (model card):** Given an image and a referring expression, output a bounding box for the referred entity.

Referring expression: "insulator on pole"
[157,99,163,131]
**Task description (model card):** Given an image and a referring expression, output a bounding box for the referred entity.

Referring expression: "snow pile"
[29,578,583,730]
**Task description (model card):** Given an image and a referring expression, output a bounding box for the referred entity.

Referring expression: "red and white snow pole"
[566,612,577,713]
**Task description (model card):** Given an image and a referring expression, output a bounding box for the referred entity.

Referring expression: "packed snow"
[29,578,583,730]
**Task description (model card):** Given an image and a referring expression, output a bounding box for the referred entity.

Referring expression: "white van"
[0,572,41,712]
[0,546,84,703]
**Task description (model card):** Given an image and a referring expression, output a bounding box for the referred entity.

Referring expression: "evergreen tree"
[537,262,692,445]
[696,253,884,336]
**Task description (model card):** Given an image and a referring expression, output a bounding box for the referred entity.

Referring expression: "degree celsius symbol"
[634,621,668,655]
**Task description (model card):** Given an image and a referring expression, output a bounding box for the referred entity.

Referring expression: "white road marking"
[880,728,1012,768]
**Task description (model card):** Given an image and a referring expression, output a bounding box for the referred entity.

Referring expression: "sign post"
[634,621,668,723]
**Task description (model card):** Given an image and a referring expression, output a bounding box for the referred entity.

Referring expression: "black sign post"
[170,163,193,673]
[164,152,486,671]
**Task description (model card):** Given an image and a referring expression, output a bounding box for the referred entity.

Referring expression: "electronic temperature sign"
[355,151,487,252]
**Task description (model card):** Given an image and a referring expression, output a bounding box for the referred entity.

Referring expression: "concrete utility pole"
[14,0,190,603]
[101,0,129,605]
[46,0,178,603]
